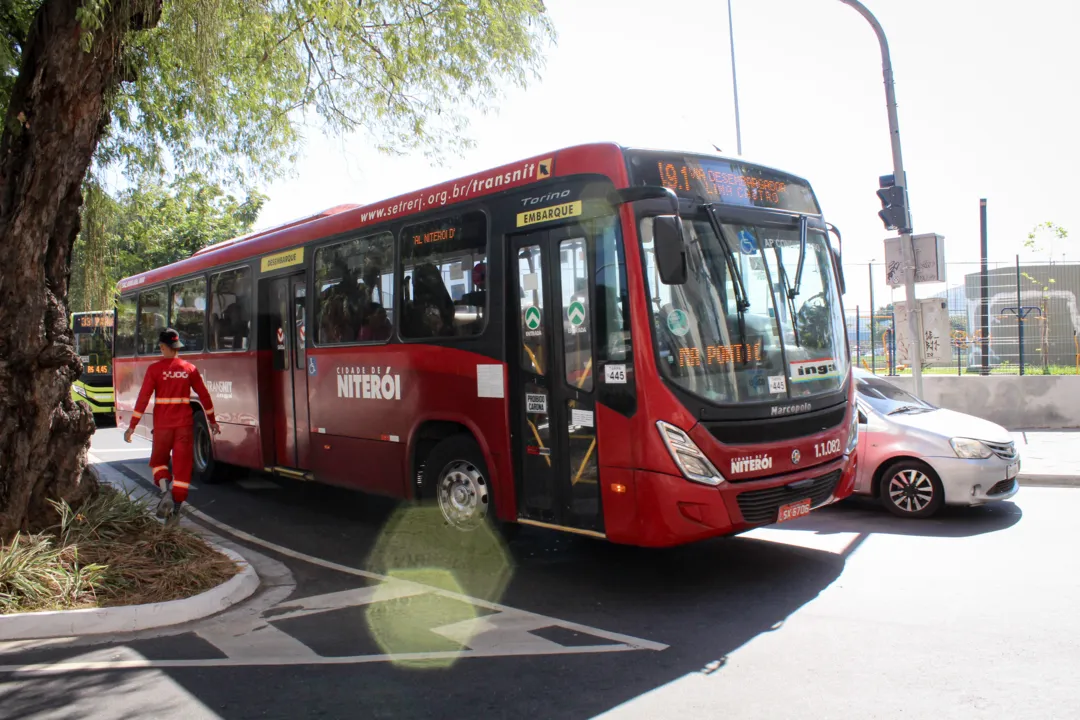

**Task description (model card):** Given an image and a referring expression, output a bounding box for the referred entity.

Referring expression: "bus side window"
[114,296,138,356]
[170,276,207,352]
[136,286,167,355]
[209,267,251,351]
[314,231,395,345]
[400,211,488,340]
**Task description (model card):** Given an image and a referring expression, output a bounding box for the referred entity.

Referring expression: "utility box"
[894,298,952,365]
[884,233,946,286]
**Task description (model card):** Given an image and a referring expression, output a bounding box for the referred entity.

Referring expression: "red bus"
[113,143,859,547]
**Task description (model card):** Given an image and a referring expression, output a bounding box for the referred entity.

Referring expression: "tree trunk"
[0,0,160,539]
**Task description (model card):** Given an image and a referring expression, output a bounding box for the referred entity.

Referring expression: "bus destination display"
[75,314,113,329]
[630,153,820,214]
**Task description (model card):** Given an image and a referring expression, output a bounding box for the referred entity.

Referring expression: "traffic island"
[0,482,258,641]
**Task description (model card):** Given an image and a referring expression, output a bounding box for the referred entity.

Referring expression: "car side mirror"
[654,215,687,285]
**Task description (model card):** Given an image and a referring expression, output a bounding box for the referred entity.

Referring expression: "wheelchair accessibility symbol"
[308,357,317,376]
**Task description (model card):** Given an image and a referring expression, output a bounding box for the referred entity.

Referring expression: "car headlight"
[656,421,726,486]
[845,407,859,454]
[950,437,993,459]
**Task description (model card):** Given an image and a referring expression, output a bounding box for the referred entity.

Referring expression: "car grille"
[987,478,1015,496]
[735,471,841,525]
[983,440,1017,460]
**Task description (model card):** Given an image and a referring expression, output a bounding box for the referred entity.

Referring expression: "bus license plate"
[777,499,812,523]
[1006,462,1019,480]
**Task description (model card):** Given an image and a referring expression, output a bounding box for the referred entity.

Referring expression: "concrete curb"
[0,543,259,642]
[1018,475,1080,488]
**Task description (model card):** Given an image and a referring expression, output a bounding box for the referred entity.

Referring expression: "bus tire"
[422,434,510,536]
[193,412,225,485]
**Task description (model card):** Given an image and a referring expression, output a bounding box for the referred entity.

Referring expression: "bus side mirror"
[831,246,846,294]
[827,223,846,294]
[654,215,687,286]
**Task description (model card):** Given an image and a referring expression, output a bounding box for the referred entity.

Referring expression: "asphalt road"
[2,426,1078,719]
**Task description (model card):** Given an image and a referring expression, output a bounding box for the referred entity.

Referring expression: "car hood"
[886,407,1012,444]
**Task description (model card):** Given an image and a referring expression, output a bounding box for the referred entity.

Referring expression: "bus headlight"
[845,408,859,454]
[656,421,726,486]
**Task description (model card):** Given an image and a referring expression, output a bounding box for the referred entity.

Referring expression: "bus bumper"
[71,386,115,414]
[611,453,856,548]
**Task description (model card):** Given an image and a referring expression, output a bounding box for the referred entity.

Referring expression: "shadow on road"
[774,496,1024,539]
[0,459,854,719]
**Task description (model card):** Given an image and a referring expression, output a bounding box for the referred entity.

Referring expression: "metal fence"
[844,259,1080,376]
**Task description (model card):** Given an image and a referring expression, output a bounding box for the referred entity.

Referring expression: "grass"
[0,487,239,615]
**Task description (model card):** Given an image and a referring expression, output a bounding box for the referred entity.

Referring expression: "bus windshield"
[642,212,848,405]
[73,313,114,376]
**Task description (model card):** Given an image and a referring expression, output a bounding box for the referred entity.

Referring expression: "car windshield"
[641,212,848,405]
[856,374,933,415]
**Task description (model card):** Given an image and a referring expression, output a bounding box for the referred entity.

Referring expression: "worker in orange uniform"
[124,328,220,526]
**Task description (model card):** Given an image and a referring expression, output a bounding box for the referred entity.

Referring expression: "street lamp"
[727,0,742,155]
[836,0,924,397]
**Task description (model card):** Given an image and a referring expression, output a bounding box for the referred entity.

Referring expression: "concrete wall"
[885,375,1080,430]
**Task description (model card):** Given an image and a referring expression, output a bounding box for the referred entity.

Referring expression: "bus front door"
[511,228,604,535]
[267,273,310,470]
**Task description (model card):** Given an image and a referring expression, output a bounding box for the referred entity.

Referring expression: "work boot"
[155,485,174,520]
[165,501,184,529]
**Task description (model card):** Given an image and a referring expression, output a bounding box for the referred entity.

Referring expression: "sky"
[251,0,1079,311]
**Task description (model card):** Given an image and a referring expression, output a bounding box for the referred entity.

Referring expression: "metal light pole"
[727,0,743,155]
[837,0,923,397]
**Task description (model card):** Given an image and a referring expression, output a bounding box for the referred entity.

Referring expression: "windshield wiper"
[701,204,751,362]
[787,215,808,299]
[773,247,802,348]
[887,404,927,415]
[701,204,750,312]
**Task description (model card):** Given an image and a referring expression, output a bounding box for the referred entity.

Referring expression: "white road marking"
[0,647,224,718]
[0,450,667,673]
[185,506,667,650]
[0,644,642,673]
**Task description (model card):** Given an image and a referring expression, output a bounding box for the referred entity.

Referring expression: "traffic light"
[877,175,912,234]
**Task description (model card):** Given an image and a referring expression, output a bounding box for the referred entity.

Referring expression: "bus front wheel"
[423,435,504,535]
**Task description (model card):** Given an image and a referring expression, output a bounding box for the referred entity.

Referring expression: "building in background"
[962,263,1080,370]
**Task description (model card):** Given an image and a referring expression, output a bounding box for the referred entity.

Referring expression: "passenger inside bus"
[357,261,391,342]
[318,256,358,343]
[212,272,250,350]
[402,262,456,338]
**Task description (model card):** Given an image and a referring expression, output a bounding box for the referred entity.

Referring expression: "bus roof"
[190,204,359,258]
[115,143,816,293]
[116,142,633,292]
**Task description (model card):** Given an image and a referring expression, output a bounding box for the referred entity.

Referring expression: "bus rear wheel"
[423,435,506,535]
[193,412,226,485]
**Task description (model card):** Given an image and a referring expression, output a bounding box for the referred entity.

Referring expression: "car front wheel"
[879,460,944,519]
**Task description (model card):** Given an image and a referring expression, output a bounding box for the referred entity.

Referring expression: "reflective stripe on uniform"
[152,465,169,474]
[154,398,190,405]
[172,481,190,489]
[132,411,143,419]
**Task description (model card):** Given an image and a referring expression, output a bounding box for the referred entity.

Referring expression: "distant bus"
[113,143,858,547]
[71,310,115,418]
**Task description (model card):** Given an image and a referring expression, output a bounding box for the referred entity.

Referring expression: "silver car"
[852,369,1020,518]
